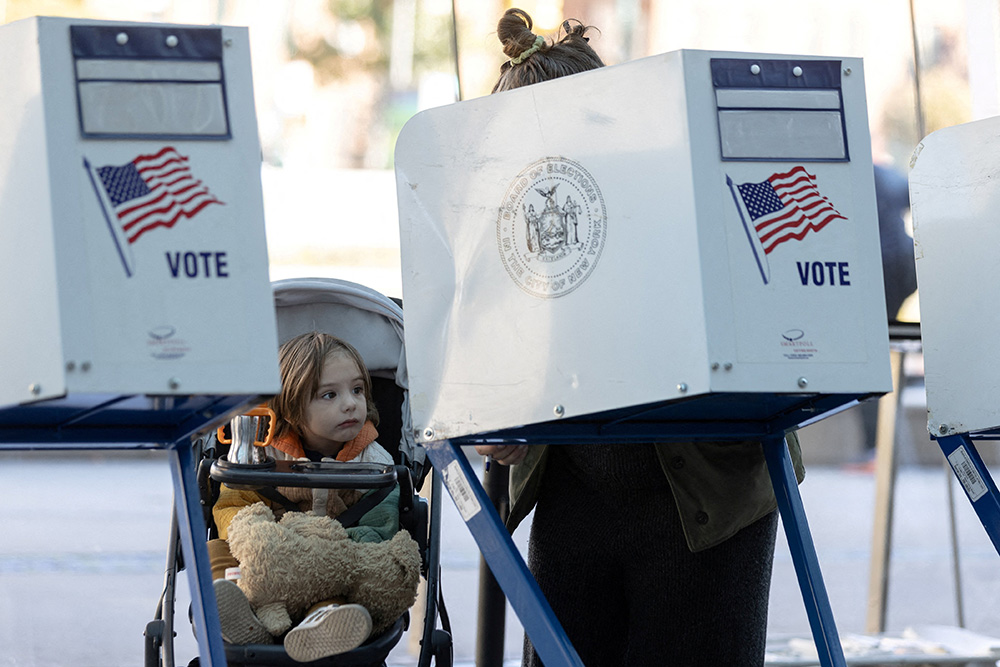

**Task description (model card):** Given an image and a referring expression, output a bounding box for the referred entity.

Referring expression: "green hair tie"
[511,35,544,65]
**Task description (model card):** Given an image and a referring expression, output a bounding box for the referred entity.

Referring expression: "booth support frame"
[0,393,261,667]
[424,422,850,667]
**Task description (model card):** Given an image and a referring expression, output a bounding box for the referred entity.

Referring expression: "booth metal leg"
[763,434,847,667]
[944,460,966,626]
[422,439,584,667]
[937,434,1000,554]
[167,439,227,667]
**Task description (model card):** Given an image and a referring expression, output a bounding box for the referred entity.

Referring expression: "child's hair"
[492,7,605,93]
[268,332,380,442]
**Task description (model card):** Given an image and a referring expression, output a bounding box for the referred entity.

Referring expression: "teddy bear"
[225,501,422,637]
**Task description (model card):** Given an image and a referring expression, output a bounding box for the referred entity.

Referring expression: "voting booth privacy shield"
[909,115,1000,438]
[0,16,279,409]
[395,49,892,442]
[908,115,1000,565]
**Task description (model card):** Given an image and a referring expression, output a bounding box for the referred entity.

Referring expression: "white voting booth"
[0,17,279,667]
[909,115,1000,554]
[397,49,890,442]
[0,17,278,405]
[396,49,891,667]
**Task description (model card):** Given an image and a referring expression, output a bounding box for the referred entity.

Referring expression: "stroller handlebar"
[210,459,397,490]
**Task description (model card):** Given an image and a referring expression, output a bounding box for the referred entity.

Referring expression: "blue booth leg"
[422,440,584,667]
[763,434,847,667]
[168,439,227,667]
[937,434,1000,555]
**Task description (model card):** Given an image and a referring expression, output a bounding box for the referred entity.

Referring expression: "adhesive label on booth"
[947,446,988,502]
[442,460,482,521]
[496,156,607,299]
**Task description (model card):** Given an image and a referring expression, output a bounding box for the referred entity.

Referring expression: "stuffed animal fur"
[226,501,421,637]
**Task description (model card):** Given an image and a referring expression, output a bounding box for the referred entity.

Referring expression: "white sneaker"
[213,579,272,645]
[284,603,372,662]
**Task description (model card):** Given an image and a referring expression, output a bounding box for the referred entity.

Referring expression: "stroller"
[144,277,453,667]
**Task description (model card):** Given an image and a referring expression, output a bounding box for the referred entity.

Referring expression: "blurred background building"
[3,0,998,304]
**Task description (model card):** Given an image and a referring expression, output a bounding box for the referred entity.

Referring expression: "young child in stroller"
[207,331,421,662]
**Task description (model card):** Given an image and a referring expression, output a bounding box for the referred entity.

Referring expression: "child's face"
[299,352,367,457]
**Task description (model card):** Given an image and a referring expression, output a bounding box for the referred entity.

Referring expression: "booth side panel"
[39,18,101,394]
[396,53,712,441]
[683,50,742,384]
[0,20,67,407]
[910,116,1000,436]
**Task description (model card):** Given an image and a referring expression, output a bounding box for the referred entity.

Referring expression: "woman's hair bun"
[497,8,541,60]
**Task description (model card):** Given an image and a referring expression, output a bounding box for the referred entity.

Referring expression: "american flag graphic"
[94,147,223,244]
[734,166,845,255]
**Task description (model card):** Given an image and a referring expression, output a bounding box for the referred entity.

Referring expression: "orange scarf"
[270,420,379,461]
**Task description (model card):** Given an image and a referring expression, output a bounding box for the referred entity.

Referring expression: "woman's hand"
[473,443,528,465]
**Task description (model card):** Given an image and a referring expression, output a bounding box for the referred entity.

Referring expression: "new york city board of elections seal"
[496,157,607,299]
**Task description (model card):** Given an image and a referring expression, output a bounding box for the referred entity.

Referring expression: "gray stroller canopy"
[271,277,423,472]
